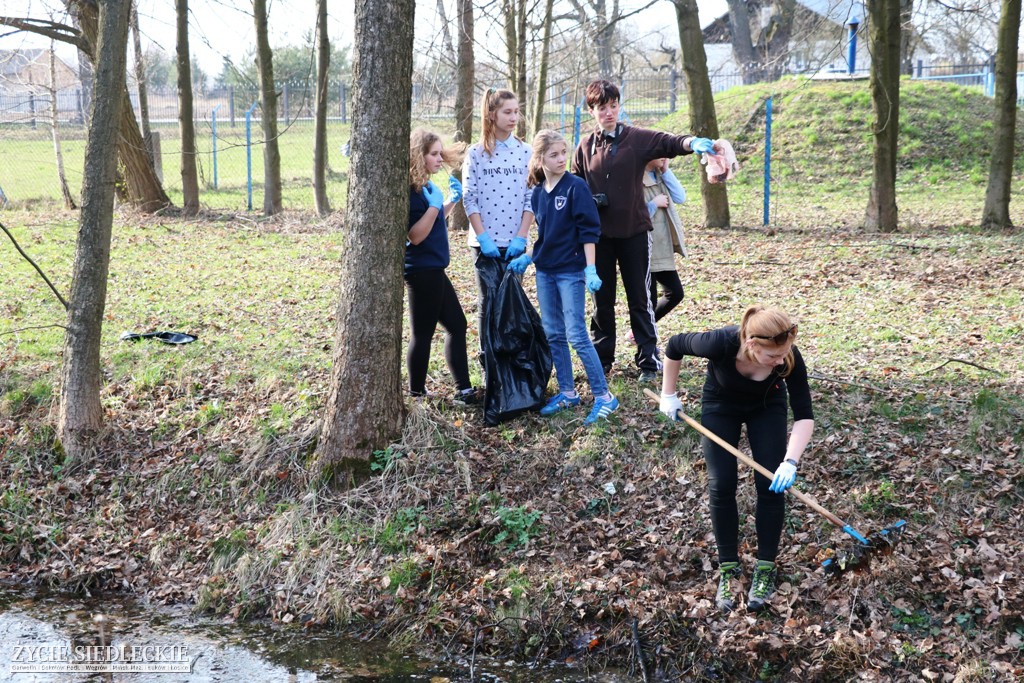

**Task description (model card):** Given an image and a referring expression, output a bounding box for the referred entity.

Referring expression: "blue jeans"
[535,269,608,397]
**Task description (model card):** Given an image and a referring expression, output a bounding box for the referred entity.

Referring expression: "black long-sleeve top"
[664,325,814,421]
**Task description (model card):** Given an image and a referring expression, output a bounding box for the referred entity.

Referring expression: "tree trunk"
[515,0,528,138]
[532,0,555,134]
[981,0,1020,230]
[69,0,170,212]
[674,0,730,228]
[49,43,76,210]
[763,0,797,80]
[253,0,283,215]
[726,0,758,83]
[899,0,914,75]
[313,0,331,216]
[314,0,413,484]
[449,0,475,232]
[864,0,902,232]
[176,0,199,215]
[130,1,153,167]
[58,0,130,461]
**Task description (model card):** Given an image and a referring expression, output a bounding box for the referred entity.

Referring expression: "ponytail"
[480,88,517,157]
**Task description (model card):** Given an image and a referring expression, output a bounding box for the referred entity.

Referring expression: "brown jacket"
[571,124,693,239]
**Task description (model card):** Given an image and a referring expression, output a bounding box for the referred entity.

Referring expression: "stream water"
[0,589,629,682]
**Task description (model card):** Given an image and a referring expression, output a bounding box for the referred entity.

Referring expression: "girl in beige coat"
[643,158,688,323]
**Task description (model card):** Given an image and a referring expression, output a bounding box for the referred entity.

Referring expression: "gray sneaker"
[715,561,742,613]
[747,560,777,612]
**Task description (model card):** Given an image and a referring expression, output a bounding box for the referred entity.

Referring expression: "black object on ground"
[120,331,198,344]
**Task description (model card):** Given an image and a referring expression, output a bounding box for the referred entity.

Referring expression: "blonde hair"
[480,88,518,157]
[739,305,797,377]
[409,128,465,191]
[527,129,567,187]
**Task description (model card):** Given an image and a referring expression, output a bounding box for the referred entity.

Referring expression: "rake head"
[819,520,908,576]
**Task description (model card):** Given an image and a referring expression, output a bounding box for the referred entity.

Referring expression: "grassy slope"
[2,80,1024,681]
[651,77,1024,228]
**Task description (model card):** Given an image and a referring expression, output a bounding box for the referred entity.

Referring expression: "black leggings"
[405,269,470,395]
[650,270,684,322]
[701,395,788,563]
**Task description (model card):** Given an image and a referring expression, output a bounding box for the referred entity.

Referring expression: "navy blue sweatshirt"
[405,186,450,275]
[529,173,601,274]
[664,325,814,421]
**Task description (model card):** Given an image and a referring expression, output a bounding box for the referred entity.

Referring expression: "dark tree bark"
[58,0,130,461]
[865,0,902,232]
[130,1,153,167]
[314,0,414,483]
[176,0,199,215]
[981,0,1021,230]
[673,0,730,228]
[253,0,283,215]
[449,0,474,232]
[313,0,331,215]
[1,4,170,212]
[532,0,556,135]
[726,0,797,83]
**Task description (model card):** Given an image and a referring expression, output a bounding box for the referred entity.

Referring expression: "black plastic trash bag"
[120,331,197,344]
[479,258,552,426]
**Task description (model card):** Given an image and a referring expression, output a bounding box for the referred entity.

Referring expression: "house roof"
[701,0,862,44]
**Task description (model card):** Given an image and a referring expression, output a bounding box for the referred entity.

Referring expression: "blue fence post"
[245,101,258,211]
[573,103,582,150]
[763,96,773,227]
[985,59,996,97]
[229,86,235,127]
[847,17,860,74]
[211,104,221,189]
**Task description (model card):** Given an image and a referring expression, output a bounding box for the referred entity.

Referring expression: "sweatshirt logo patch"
[554,196,567,210]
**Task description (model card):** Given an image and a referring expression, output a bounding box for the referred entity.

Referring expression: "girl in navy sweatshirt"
[405,128,477,404]
[508,130,618,425]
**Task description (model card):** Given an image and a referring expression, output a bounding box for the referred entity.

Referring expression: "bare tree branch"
[0,221,69,310]
[0,16,89,53]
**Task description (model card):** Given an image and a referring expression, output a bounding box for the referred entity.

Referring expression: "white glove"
[659,392,683,421]
[770,460,798,493]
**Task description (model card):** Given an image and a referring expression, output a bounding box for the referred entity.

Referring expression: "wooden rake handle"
[642,388,849,530]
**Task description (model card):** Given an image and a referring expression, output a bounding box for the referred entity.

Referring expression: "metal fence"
[0,61,1020,212]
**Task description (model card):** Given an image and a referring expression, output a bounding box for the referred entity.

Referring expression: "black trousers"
[590,231,658,372]
[405,268,470,395]
[700,392,788,563]
[650,269,684,322]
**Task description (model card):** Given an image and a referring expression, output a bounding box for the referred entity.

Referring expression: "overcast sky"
[0,0,728,76]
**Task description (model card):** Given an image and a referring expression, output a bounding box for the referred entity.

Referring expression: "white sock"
[597,392,613,402]
[563,390,578,399]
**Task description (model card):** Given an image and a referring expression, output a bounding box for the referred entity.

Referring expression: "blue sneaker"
[539,392,581,416]
[584,395,619,425]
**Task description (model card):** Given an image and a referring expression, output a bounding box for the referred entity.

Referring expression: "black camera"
[592,193,609,208]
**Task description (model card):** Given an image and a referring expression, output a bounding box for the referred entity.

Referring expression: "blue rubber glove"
[422,180,444,210]
[506,235,527,260]
[448,175,463,203]
[476,231,501,258]
[584,264,602,293]
[508,253,532,274]
[769,460,797,493]
[690,137,715,155]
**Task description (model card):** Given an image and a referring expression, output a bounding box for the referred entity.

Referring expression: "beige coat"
[642,171,687,272]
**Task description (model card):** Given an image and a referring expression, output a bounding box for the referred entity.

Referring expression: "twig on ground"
[632,616,650,683]
[807,372,887,392]
[0,324,68,337]
[1,220,68,310]
[921,358,1003,376]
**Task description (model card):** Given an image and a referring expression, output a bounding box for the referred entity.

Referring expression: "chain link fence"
[0,61,1018,213]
